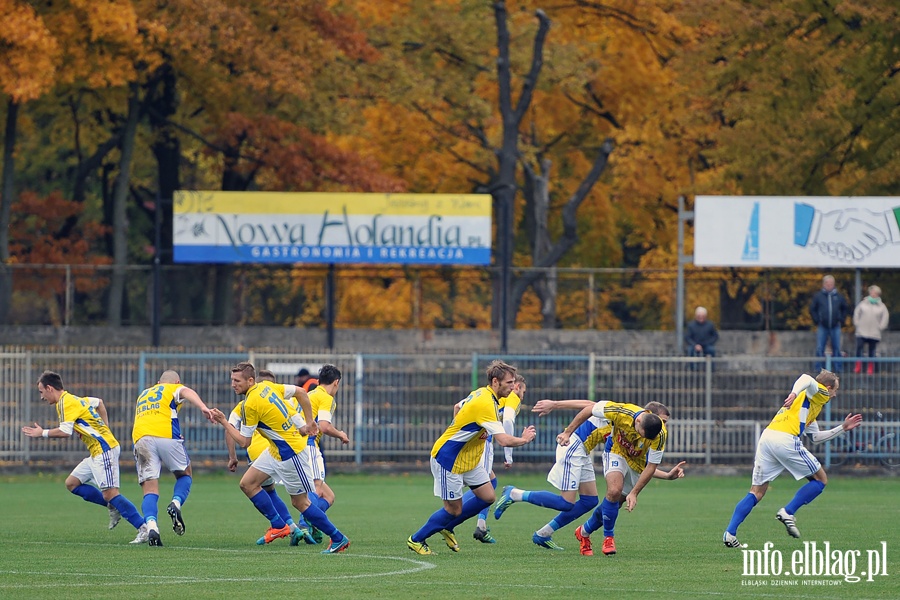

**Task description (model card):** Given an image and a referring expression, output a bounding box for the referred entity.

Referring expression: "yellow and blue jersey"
[432,386,505,473]
[575,417,611,453]
[238,382,308,461]
[132,383,187,444]
[56,391,118,457]
[306,386,336,448]
[596,401,667,472]
[230,395,301,463]
[767,381,829,437]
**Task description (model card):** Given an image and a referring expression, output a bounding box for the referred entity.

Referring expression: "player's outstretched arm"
[181,387,214,421]
[653,461,686,480]
[532,399,594,416]
[22,423,68,438]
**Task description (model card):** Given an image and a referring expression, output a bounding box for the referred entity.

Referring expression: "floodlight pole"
[326,263,336,350]
[151,193,163,347]
[676,196,694,351]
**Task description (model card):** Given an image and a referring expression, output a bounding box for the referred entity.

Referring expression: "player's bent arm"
[561,404,596,436]
[805,415,863,443]
[91,398,111,425]
[532,399,594,415]
[494,425,536,448]
[502,412,516,464]
[210,409,252,448]
[318,420,349,443]
[294,389,314,429]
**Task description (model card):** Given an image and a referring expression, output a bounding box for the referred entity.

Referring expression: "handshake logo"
[794,203,900,263]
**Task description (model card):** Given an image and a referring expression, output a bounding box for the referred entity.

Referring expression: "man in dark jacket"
[810,275,850,372]
[685,306,719,357]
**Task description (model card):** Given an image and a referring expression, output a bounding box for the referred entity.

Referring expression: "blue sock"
[173,475,192,506]
[599,497,619,537]
[109,494,145,529]
[249,490,286,528]
[71,484,107,507]
[581,505,603,536]
[785,480,825,515]
[522,490,575,512]
[475,478,497,522]
[444,493,493,532]
[301,502,341,540]
[266,488,292,524]
[549,495,599,531]
[141,493,159,524]
[727,493,759,535]
[308,491,331,513]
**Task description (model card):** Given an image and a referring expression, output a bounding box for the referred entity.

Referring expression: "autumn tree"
[0,0,59,322]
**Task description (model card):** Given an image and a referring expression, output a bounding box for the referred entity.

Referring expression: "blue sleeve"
[794,203,815,246]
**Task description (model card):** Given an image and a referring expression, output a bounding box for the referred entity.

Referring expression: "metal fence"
[2,351,898,472]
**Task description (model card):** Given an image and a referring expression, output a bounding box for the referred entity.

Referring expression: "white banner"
[694,196,900,267]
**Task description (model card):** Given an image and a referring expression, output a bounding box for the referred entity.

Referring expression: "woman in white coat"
[853,285,889,374]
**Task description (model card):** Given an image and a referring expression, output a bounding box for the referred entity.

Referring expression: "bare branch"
[513,10,552,124]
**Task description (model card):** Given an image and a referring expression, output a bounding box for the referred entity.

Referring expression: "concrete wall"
[1,325,896,357]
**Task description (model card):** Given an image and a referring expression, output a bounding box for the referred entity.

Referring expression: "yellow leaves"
[0,0,59,101]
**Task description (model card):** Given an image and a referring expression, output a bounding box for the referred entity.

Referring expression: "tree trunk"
[491,2,551,333]
[106,84,141,325]
[0,99,18,323]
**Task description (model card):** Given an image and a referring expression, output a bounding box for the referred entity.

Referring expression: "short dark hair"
[296,368,311,378]
[231,362,256,380]
[258,369,276,382]
[38,370,64,391]
[640,413,663,440]
[318,364,341,385]
[644,401,670,418]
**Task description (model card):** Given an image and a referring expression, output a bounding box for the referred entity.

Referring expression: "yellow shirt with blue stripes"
[432,386,505,473]
[235,382,307,462]
[593,401,667,473]
[56,391,119,457]
[307,386,336,448]
[132,383,187,444]
[767,378,830,437]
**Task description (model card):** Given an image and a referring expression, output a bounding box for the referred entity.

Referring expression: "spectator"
[685,306,719,358]
[810,275,850,373]
[295,368,319,392]
[852,285,889,375]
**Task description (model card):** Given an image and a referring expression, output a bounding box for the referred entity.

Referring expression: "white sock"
[476,518,487,530]
[171,499,182,509]
[510,488,524,502]
[537,524,554,537]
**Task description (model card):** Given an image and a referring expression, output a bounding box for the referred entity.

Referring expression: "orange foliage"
[0,0,59,101]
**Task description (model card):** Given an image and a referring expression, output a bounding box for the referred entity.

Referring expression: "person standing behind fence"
[852,285,889,375]
[810,275,850,373]
[685,306,719,358]
[131,370,214,546]
[22,370,148,544]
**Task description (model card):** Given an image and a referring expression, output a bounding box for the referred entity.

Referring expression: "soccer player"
[457,373,525,544]
[406,360,536,556]
[225,369,316,546]
[22,370,148,544]
[495,399,683,550]
[297,364,350,544]
[723,370,862,547]
[210,362,351,553]
[556,400,666,556]
[132,370,213,546]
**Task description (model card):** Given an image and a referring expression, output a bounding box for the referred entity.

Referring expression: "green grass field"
[1,472,898,599]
